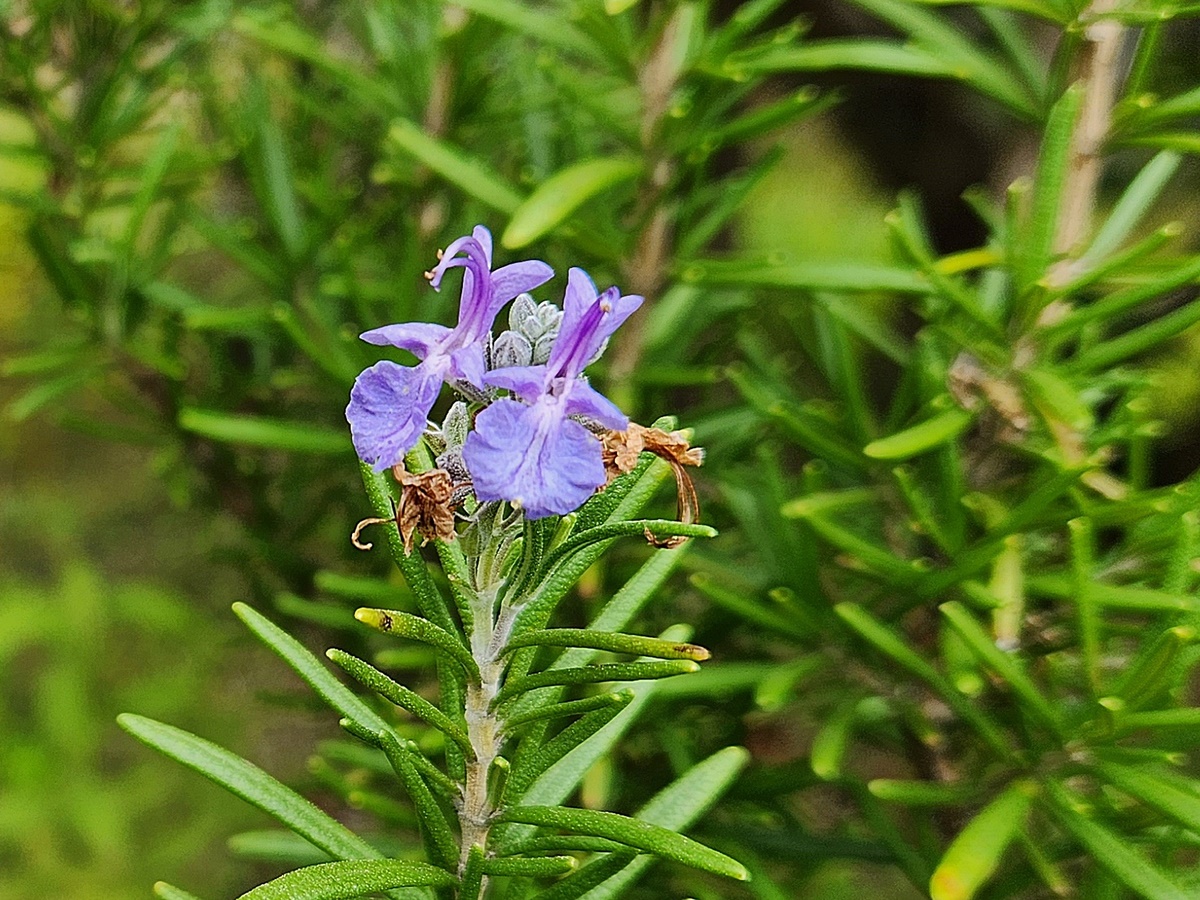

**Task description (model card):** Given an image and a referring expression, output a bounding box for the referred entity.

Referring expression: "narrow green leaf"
[504,628,709,661]
[939,601,1063,735]
[864,404,973,460]
[354,609,479,682]
[929,782,1035,900]
[179,409,351,454]
[537,521,716,577]
[1050,254,1200,334]
[478,857,577,877]
[450,0,604,61]
[326,649,471,756]
[1071,297,1200,372]
[124,121,181,252]
[1044,780,1189,900]
[118,716,381,861]
[503,692,633,732]
[494,660,699,707]
[1078,151,1182,266]
[527,852,639,900]
[906,0,1066,20]
[844,0,1040,114]
[497,807,748,881]
[502,157,641,249]
[155,885,205,900]
[1022,85,1082,290]
[377,731,461,870]
[388,119,522,214]
[232,604,392,736]
[810,698,858,780]
[1029,575,1200,613]
[578,747,750,900]
[868,780,980,806]
[228,830,332,866]
[236,860,456,900]
[250,85,306,260]
[727,39,959,80]
[834,603,1013,759]
[1109,625,1196,710]
[681,257,928,293]
[1096,762,1200,834]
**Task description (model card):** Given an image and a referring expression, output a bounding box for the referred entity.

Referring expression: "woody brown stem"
[1048,0,1126,285]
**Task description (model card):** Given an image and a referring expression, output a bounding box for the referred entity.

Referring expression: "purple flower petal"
[463,399,606,519]
[448,344,487,390]
[359,322,452,358]
[489,260,554,317]
[482,365,548,404]
[549,269,643,378]
[564,379,628,430]
[346,361,442,471]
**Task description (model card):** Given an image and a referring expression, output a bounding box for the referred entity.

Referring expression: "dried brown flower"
[352,464,463,554]
[602,423,704,548]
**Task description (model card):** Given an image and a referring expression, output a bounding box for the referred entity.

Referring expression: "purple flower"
[463,268,642,519]
[346,226,553,471]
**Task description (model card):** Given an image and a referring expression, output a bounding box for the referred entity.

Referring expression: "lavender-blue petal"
[482,365,548,404]
[464,399,606,519]
[559,267,600,343]
[359,322,452,357]
[564,379,628,430]
[448,343,488,390]
[488,260,554,317]
[472,225,493,265]
[346,360,441,471]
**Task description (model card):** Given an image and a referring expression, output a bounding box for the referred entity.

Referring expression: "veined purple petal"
[558,267,600,346]
[489,260,554,318]
[482,365,548,404]
[359,322,452,358]
[448,344,487,390]
[472,225,493,266]
[564,379,628,430]
[346,360,442,471]
[464,399,605,519]
[548,269,644,379]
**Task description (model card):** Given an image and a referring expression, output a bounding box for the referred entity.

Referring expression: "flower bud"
[492,330,534,369]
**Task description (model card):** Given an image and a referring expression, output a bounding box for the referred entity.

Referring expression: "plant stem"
[459,588,501,879]
[1049,0,1126,284]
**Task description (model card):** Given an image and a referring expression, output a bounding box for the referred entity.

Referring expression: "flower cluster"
[346,226,642,520]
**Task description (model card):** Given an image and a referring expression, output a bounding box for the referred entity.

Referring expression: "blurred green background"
[4,2,1200,898]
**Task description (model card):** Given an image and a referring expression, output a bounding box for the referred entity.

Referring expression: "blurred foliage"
[6,0,1200,898]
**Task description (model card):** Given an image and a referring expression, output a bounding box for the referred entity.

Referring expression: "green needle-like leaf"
[1078,151,1182,267]
[579,747,750,899]
[863,403,973,460]
[326,649,472,756]
[1096,762,1200,834]
[929,781,1034,900]
[497,806,749,881]
[377,731,461,870]
[178,409,352,454]
[503,628,710,661]
[502,157,641,249]
[118,716,381,862]
[354,608,479,682]
[155,884,206,900]
[235,860,456,900]
[939,601,1063,735]
[494,660,699,707]
[478,856,577,877]
[388,119,523,214]
[233,603,392,737]
[1044,781,1190,900]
